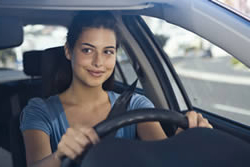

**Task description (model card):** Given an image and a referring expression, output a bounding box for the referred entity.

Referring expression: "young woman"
[20,11,212,167]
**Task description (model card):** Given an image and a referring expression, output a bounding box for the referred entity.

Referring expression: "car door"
[116,1,250,142]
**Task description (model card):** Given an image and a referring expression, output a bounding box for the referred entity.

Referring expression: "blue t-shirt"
[20,91,154,152]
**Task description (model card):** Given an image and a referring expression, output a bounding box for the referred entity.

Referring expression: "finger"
[199,121,213,129]
[197,113,204,119]
[175,127,183,135]
[74,133,91,148]
[59,143,78,160]
[186,111,198,128]
[64,129,87,155]
[69,126,93,148]
[198,117,213,129]
[198,120,209,128]
[202,119,213,129]
[63,135,84,156]
[206,123,213,129]
[197,113,205,124]
[80,127,100,144]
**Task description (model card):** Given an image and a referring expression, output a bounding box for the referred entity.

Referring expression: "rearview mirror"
[0,16,23,49]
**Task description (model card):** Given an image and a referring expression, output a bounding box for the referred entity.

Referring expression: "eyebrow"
[105,46,116,49]
[82,43,96,48]
[82,43,116,49]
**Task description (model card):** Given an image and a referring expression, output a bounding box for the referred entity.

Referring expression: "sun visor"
[0,17,23,49]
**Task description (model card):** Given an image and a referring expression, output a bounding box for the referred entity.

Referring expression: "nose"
[92,51,103,68]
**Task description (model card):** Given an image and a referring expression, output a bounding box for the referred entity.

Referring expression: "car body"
[0,0,250,167]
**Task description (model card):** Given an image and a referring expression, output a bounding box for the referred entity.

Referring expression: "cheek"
[105,56,116,70]
[72,54,92,67]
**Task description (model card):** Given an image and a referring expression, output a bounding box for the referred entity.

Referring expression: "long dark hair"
[46,11,119,97]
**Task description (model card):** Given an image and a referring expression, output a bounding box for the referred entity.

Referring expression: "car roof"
[0,0,151,26]
[1,0,159,10]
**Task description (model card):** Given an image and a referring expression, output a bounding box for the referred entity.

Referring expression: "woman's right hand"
[55,126,100,160]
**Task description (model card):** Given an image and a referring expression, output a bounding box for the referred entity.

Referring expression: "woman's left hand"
[175,111,213,135]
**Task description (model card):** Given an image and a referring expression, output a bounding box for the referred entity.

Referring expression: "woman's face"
[65,27,116,88]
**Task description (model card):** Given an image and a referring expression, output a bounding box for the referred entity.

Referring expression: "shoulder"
[22,96,56,114]
[20,96,57,135]
[21,95,61,120]
[129,93,155,109]
[22,97,48,116]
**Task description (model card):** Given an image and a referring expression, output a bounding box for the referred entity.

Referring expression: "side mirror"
[0,16,23,49]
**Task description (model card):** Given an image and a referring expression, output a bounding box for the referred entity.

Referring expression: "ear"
[64,43,72,60]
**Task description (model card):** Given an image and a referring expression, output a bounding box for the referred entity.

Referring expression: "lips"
[87,70,105,77]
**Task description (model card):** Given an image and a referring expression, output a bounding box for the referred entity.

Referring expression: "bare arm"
[22,126,100,167]
[137,122,167,141]
[22,130,61,167]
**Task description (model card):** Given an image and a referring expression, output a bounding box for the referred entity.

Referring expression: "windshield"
[211,0,250,21]
[144,16,250,126]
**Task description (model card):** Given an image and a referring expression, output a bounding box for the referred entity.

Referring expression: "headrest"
[41,46,65,77]
[41,46,71,97]
[23,47,67,97]
[23,51,43,76]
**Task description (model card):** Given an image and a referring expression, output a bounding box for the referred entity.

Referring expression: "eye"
[104,50,115,55]
[82,48,93,54]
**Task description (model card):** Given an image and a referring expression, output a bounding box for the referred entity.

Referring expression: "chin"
[84,78,106,88]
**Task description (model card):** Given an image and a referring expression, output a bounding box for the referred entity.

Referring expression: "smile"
[87,70,104,77]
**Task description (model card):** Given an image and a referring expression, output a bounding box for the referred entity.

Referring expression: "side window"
[144,16,250,126]
[115,47,142,88]
[0,25,67,71]
[0,25,67,82]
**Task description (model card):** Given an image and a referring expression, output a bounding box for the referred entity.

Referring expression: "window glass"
[211,0,250,21]
[115,47,142,88]
[0,25,66,83]
[0,24,140,88]
[0,25,67,71]
[144,16,250,126]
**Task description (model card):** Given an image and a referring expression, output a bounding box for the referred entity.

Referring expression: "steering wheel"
[61,108,189,167]
[61,108,250,167]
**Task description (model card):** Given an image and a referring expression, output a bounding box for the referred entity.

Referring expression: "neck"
[61,78,108,105]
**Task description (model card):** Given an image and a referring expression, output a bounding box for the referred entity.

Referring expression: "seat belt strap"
[107,79,138,119]
[105,79,138,138]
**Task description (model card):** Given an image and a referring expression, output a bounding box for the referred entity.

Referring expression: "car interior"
[0,14,166,167]
[1,1,250,167]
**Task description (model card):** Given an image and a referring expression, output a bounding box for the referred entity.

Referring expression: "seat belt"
[104,79,138,138]
[62,80,139,167]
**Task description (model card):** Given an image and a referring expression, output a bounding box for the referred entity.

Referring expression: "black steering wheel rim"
[94,108,188,137]
[61,108,189,167]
